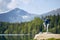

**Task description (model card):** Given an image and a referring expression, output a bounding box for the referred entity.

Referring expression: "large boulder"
[34,32,60,40]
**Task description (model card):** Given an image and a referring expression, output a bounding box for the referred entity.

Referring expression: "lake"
[0,34,34,40]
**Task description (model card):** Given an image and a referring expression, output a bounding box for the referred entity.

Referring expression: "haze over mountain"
[0,8,35,23]
[0,8,60,23]
[40,8,60,17]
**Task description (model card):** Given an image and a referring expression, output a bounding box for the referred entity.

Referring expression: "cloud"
[22,15,29,19]
[0,9,2,12]
[0,0,11,12]
[0,0,32,13]
[7,0,32,9]
[22,15,32,21]
[0,0,18,12]
[20,0,32,4]
[7,0,17,9]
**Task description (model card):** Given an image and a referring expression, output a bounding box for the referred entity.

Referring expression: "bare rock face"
[34,32,60,40]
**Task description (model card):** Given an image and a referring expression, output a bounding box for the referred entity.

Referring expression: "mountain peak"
[10,8,21,12]
[14,8,20,10]
[0,8,35,23]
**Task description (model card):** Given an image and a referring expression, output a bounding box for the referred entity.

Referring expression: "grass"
[47,38,60,40]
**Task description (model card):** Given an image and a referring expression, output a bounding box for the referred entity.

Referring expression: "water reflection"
[0,34,34,40]
[0,36,6,40]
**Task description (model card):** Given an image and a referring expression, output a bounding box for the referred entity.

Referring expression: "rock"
[34,32,60,40]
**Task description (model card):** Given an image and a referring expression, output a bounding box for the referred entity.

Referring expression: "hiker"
[43,18,50,33]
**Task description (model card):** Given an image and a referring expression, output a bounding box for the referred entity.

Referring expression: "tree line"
[0,14,60,34]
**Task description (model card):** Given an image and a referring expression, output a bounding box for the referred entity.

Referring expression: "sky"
[0,0,60,15]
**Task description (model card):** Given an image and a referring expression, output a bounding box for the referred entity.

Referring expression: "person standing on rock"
[43,18,50,33]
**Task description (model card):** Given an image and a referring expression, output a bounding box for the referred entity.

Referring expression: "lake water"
[0,34,34,40]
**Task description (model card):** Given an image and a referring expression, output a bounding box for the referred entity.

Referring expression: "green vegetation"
[47,38,60,40]
[3,17,43,34]
[0,14,60,40]
[47,14,60,34]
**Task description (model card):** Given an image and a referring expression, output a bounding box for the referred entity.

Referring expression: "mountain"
[40,8,60,18]
[0,8,35,23]
[0,8,60,23]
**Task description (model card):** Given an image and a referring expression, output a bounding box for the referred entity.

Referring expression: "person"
[43,18,50,33]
